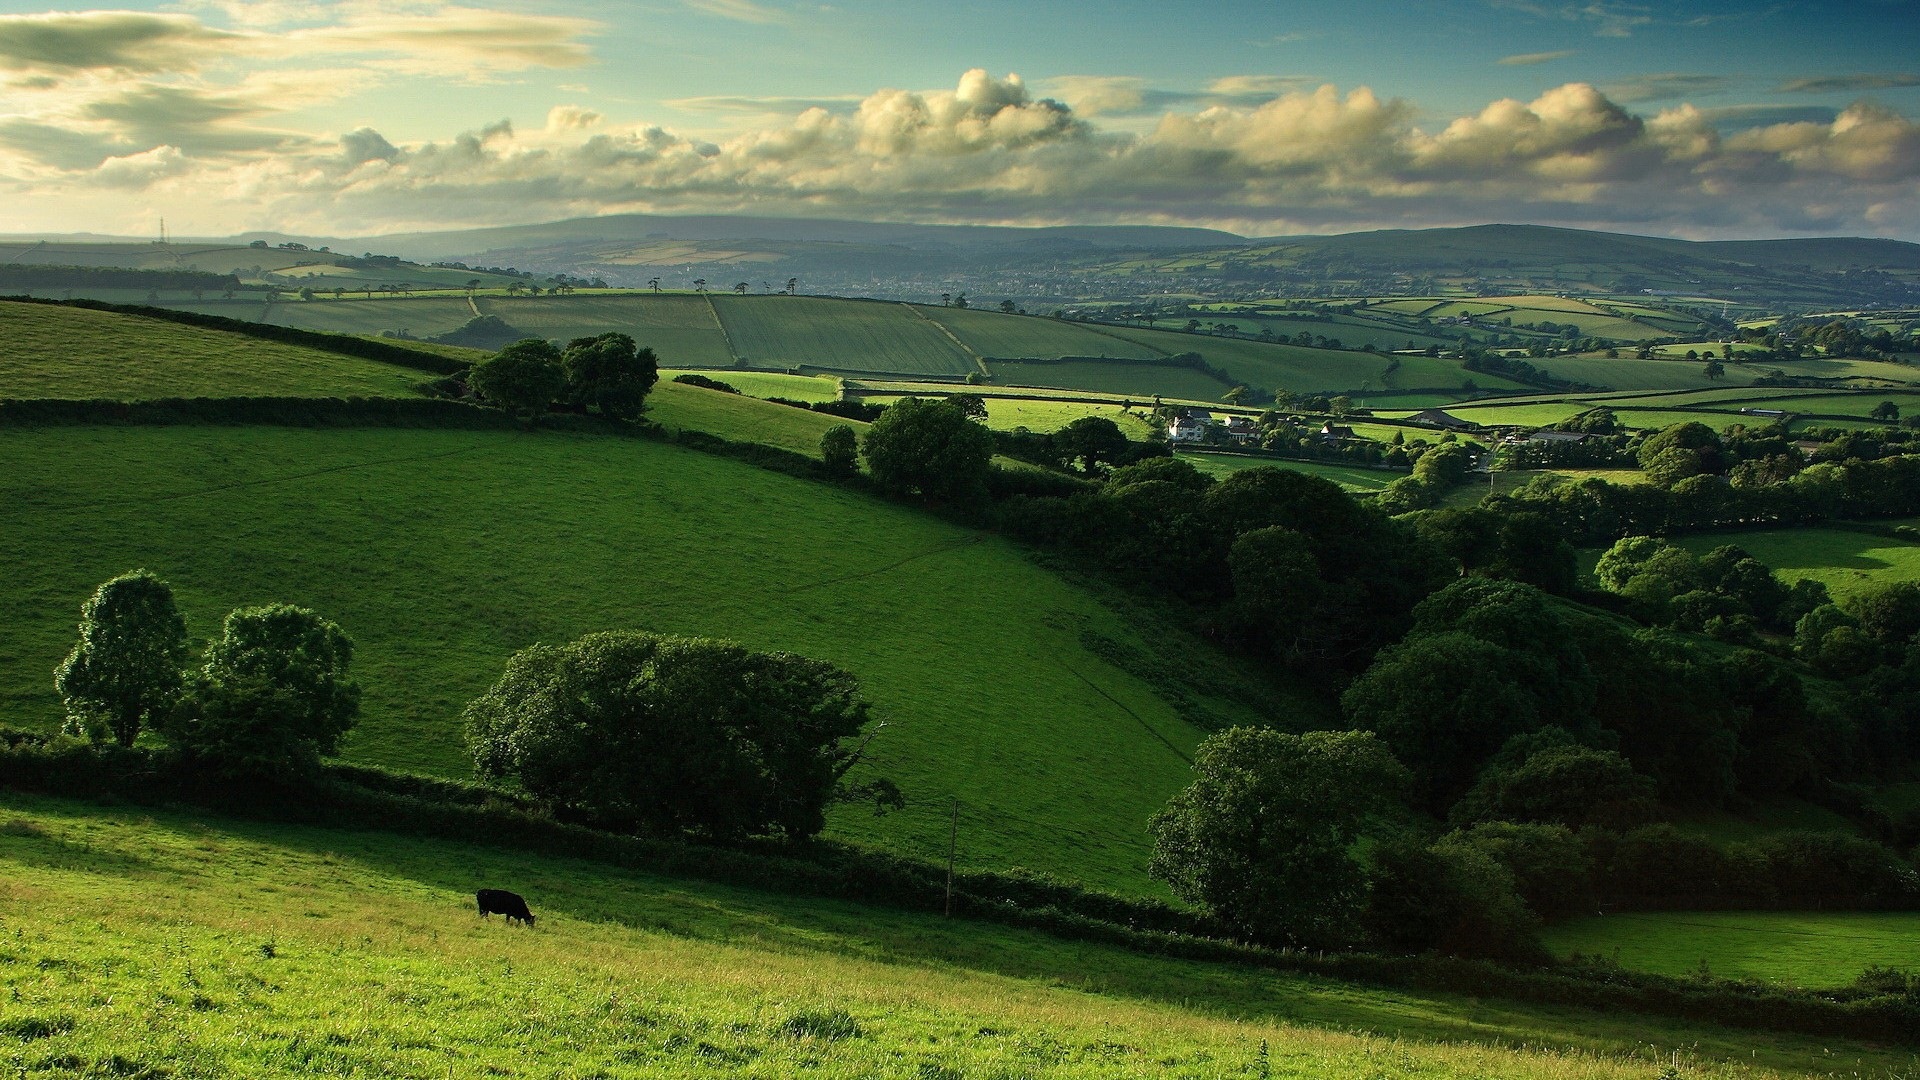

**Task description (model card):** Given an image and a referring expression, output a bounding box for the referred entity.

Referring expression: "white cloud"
[0,11,242,72]
[8,69,1920,240]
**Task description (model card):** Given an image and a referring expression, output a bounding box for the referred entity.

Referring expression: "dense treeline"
[0,265,242,292]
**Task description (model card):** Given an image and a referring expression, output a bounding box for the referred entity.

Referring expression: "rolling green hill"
[4,792,1892,1079]
[0,300,430,400]
[0,424,1298,893]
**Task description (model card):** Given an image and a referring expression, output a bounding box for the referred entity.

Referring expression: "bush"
[820,424,859,478]
[163,604,360,779]
[465,631,879,839]
[672,373,739,393]
[1148,727,1408,947]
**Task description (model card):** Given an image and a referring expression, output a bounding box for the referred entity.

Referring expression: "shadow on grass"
[3,790,1907,1076]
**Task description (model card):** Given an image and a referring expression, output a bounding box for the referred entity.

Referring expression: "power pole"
[944,798,960,918]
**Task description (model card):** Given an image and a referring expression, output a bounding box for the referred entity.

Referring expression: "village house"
[1224,415,1258,444]
[1166,408,1217,443]
[1320,422,1356,444]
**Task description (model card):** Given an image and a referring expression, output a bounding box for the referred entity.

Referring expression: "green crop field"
[1541,912,1920,988]
[0,301,427,400]
[1527,357,1762,391]
[1175,453,1403,491]
[474,295,737,369]
[916,307,1164,360]
[986,359,1231,399]
[0,424,1302,894]
[200,297,481,340]
[647,380,863,457]
[712,297,977,376]
[1090,328,1529,395]
[1,795,1896,1080]
[1671,527,1920,600]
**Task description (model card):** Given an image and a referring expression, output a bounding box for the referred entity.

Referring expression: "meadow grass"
[672,370,845,402]
[1176,452,1402,491]
[0,424,1301,892]
[0,301,427,400]
[1,792,1909,1079]
[1541,912,1920,989]
[712,297,977,377]
[1671,527,1920,599]
[249,296,479,339]
[646,380,862,458]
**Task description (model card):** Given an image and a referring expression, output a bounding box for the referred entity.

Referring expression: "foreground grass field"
[0,301,427,400]
[0,424,1298,892]
[2,793,1909,1079]
[1541,912,1920,988]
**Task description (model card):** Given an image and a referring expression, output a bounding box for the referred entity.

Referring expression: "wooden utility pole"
[944,798,960,918]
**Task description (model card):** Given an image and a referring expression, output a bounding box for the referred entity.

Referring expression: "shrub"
[820,424,859,478]
[469,339,565,416]
[163,605,360,779]
[465,631,878,840]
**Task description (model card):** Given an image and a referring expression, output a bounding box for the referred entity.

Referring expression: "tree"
[733,282,749,295]
[164,604,360,778]
[1054,415,1129,474]
[953,293,968,309]
[465,631,877,839]
[1872,400,1901,423]
[945,392,988,421]
[1704,359,1725,380]
[647,277,660,292]
[692,278,706,292]
[562,332,659,419]
[469,339,565,416]
[1148,728,1408,946]
[860,397,994,503]
[820,424,858,477]
[54,571,190,747]
[998,299,1016,314]
[1450,737,1657,830]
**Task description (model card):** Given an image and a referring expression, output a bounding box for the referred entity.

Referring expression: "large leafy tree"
[55,570,190,747]
[469,338,565,416]
[465,631,877,839]
[860,397,994,503]
[562,332,659,419]
[164,604,361,777]
[1054,415,1129,475]
[1148,727,1407,947]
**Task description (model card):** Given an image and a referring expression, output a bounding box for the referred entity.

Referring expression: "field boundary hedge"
[1,736,1915,1048]
[0,295,467,375]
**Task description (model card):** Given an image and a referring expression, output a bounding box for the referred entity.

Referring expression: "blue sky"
[0,0,1915,238]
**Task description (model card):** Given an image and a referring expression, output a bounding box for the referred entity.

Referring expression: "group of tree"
[467,333,660,419]
[53,571,358,778]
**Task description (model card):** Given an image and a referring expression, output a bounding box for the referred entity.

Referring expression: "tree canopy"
[470,338,565,416]
[54,570,190,747]
[860,397,995,503]
[562,332,658,420]
[465,631,877,839]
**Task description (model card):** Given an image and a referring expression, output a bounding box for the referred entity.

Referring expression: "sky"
[0,0,1916,240]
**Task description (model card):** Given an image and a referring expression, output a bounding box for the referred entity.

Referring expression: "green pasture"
[0,424,1300,892]
[987,359,1232,400]
[646,381,863,458]
[915,307,1164,360]
[981,398,1156,437]
[0,796,1897,1079]
[1671,526,1920,601]
[1175,453,1403,492]
[0,300,426,400]
[712,296,977,377]
[1542,912,1920,988]
[1526,357,1758,391]
[676,369,845,402]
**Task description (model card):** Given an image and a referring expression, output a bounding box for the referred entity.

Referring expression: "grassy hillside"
[0,300,428,400]
[1672,526,1920,599]
[647,380,863,457]
[0,424,1298,893]
[1541,912,1920,988]
[179,296,479,340]
[917,306,1165,360]
[3,794,1896,1079]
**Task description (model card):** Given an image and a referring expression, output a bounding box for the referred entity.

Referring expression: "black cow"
[476,888,536,927]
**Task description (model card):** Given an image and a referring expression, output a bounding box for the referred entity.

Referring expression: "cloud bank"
[0,5,1916,240]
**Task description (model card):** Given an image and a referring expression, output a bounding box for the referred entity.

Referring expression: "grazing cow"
[476,888,535,927]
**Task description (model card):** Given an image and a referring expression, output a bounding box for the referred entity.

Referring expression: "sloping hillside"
[0,301,431,400]
[0,424,1293,892]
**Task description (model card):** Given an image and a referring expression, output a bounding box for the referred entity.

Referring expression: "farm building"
[1225,416,1258,444]
[1320,422,1357,444]
[1167,408,1218,443]
[1407,408,1479,432]
[1527,431,1590,444]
